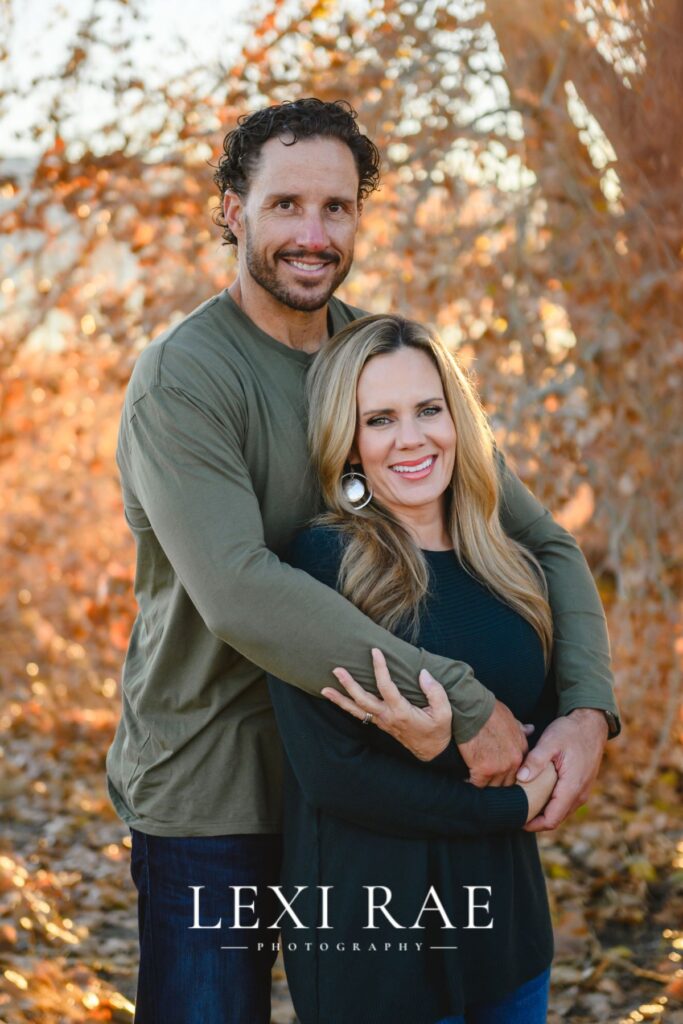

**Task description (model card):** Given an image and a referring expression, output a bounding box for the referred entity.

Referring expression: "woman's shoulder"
[287,522,347,589]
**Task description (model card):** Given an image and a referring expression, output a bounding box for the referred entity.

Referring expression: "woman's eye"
[419,406,441,417]
[367,416,391,426]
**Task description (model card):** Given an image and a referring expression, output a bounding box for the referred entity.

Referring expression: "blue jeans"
[435,966,551,1024]
[130,828,283,1024]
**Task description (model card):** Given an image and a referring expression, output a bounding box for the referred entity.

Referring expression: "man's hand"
[322,649,453,761]
[458,701,532,788]
[517,708,609,832]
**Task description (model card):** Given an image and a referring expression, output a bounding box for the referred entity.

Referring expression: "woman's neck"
[389,500,453,551]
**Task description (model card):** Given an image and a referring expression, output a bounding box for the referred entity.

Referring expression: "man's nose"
[295,211,329,251]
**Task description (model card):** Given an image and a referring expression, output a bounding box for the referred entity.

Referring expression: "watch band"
[602,709,620,738]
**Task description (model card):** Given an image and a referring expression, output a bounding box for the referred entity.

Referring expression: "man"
[107,98,619,1023]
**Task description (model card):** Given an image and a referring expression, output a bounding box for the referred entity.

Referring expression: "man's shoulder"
[125,291,243,403]
[329,295,370,328]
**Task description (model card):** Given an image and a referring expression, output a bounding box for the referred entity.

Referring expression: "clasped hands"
[322,649,608,832]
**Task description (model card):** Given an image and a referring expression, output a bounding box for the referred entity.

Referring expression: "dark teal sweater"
[267,525,556,1024]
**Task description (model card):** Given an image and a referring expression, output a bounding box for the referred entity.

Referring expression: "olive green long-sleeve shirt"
[106,289,619,837]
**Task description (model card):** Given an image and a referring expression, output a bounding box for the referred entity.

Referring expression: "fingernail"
[419,670,433,686]
[332,669,343,681]
[517,767,530,781]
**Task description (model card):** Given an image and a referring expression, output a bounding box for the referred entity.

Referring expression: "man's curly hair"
[213,98,381,246]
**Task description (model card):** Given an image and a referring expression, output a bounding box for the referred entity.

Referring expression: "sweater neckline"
[219,289,345,366]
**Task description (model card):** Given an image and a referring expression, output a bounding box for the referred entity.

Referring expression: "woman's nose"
[395,418,424,447]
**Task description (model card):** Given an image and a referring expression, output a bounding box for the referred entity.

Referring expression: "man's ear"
[223,190,244,241]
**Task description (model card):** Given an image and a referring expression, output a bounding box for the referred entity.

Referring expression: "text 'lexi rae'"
[189,885,495,931]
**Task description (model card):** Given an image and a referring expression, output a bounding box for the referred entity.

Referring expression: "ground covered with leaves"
[0,673,681,1023]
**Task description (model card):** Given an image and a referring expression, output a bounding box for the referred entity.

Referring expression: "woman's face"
[351,346,457,521]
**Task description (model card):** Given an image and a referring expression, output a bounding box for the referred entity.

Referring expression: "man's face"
[228,135,361,312]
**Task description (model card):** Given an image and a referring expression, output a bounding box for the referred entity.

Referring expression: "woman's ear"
[348,444,360,466]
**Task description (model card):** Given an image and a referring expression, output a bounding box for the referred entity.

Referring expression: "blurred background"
[0,0,681,1021]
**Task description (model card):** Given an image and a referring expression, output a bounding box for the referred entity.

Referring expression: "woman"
[267,315,560,1024]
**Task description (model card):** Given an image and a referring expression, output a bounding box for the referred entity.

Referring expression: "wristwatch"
[601,709,620,738]
[570,707,620,738]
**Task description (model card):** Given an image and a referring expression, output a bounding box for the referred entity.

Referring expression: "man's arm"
[495,451,617,827]
[496,450,620,737]
[123,382,496,744]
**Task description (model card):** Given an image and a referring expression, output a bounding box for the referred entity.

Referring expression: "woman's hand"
[517,762,558,823]
[518,710,608,832]
[321,648,453,761]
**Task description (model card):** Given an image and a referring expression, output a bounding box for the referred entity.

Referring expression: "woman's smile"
[389,454,438,479]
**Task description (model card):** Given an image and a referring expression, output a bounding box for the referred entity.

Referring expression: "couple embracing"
[107,98,619,1024]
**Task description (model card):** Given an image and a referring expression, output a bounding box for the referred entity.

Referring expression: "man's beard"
[244,230,353,312]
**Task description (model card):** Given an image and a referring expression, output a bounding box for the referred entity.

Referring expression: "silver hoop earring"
[341,470,373,510]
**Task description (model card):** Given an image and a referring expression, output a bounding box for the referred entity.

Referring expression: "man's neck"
[229,277,330,354]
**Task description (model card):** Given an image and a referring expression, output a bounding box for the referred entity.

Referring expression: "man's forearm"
[496,451,620,736]
[203,547,496,744]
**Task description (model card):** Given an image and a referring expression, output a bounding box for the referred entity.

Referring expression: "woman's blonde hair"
[307,314,553,660]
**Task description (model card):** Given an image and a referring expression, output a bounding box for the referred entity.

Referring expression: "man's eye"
[328,203,342,213]
[277,200,293,210]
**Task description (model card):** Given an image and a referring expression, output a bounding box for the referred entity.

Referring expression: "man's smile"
[279,252,339,278]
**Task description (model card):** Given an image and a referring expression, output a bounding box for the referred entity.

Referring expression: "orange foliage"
[0,0,681,1021]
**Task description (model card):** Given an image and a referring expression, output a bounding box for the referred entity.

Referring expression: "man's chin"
[272,280,340,313]
[280,291,332,313]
